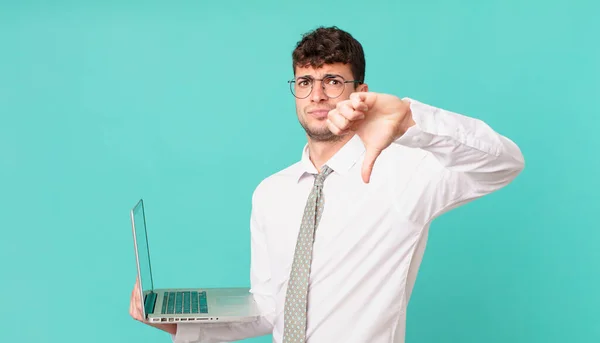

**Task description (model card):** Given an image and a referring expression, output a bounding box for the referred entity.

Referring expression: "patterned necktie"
[282,165,334,343]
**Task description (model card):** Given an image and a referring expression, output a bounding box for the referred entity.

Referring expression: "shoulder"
[251,161,303,206]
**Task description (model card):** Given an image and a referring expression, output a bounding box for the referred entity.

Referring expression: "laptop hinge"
[144,292,157,315]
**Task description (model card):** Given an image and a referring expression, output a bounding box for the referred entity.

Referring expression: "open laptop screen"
[132,199,155,300]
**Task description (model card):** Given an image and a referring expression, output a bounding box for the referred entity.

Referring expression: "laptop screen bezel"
[131,198,156,319]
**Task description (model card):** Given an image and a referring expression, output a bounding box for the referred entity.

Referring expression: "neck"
[307,133,354,172]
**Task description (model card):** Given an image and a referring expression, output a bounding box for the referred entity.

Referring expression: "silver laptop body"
[131,199,260,324]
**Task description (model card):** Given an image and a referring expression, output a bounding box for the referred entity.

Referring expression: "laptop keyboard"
[162,291,208,314]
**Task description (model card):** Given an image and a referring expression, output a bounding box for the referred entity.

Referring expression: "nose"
[311,81,328,102]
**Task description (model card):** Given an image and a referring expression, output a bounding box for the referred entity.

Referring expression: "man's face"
[293,63,368,142]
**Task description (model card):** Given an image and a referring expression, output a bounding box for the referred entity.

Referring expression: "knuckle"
[332,113,341,123]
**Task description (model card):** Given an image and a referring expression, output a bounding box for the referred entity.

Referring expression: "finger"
[326,119,344,135]
[132,285,143,321]
[130,296,141,321]
[130,293,138,319]
[327,110,351,133]
[351,92,376,110]
[136,292,142,313]
[338,102,365,121]
[132,284,138,302]
[349,97,368,113]
[362,147,383,183]
[130,287,136,314]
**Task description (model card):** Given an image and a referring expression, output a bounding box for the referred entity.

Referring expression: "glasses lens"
[289,76,347,98]
[291,77,312,98]
[323,76,345,98]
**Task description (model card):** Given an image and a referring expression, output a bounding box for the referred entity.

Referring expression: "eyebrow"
[296,73,342,80]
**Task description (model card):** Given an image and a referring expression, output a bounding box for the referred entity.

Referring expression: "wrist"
[150,322,177,335]
[394,100,416,140]
[401,107,416,134]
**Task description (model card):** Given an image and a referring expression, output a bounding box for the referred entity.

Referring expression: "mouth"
[307,109,331,120]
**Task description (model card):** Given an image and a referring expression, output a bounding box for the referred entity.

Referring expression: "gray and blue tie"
[282,165,334,343]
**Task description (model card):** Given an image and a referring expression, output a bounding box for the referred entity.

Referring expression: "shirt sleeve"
[170,189,276,343]
[393,98,525,222]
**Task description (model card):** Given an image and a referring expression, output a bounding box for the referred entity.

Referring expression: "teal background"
[0,1,598,342]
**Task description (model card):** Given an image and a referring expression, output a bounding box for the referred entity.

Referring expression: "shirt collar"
[295,134,365,182]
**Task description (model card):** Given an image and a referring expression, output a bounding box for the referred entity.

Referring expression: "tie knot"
[314,165,333,187]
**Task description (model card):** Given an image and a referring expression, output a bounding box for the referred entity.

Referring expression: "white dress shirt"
[172,98,525,343]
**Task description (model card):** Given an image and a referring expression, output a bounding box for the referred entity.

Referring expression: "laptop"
[131,198,260,324]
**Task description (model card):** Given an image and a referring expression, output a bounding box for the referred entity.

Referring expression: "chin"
[306,126,340,142]
[308,124,330,135]
[298,114,336,141]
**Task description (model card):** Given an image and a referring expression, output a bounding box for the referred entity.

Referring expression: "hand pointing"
[326,92,415,183]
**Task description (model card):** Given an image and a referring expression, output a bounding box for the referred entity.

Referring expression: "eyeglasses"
[287,74,362,99]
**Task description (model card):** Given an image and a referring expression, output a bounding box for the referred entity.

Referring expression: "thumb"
[362,147,382,183]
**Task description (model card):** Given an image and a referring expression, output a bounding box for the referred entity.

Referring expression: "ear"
[357,82,369,92]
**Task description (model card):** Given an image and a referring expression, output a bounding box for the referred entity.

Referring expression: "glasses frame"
[287,74,362,99]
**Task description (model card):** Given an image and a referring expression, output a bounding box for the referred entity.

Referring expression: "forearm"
[389,98,525,223]
[396,98,525,191]
[171,316,273,343]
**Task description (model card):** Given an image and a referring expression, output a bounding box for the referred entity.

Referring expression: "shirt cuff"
[393,98,437,148]
[171,324,202,343]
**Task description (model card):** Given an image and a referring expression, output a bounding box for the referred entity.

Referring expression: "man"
[130,26,525,343]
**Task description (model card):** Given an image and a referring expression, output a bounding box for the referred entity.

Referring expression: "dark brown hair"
[292,26,365,84]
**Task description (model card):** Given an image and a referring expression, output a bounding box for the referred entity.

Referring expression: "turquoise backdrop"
[1,1,598,342]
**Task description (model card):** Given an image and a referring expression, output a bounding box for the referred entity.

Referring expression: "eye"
[325,76,342,85]
[296,78,311,87]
